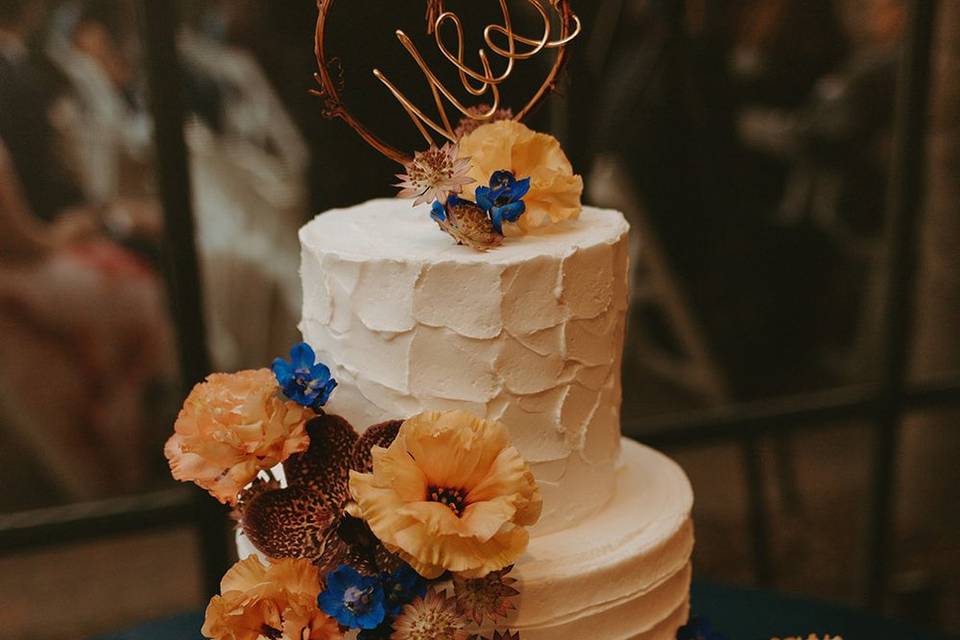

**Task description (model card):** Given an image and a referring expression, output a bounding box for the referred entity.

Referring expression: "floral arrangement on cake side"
[395,114,584,251]
[165,342,540,640]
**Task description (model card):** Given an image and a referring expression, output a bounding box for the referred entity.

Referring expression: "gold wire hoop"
[313,0,581,165]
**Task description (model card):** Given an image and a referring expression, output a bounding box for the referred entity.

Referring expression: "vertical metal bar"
[773,434,802,514]
[865,0,937,610]
[742,437,773,585]
[140,0,230,598]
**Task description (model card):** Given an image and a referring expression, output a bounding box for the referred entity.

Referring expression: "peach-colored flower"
[202,556,340,640]
[165,369,312,505]
[458,120,583,233]
[282,608,342,640]
[348,410,542,579]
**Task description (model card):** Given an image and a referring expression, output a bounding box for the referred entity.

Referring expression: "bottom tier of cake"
[237,439,693,640]
[496,439,694,639]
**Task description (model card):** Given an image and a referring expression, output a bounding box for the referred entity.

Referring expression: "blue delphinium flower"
[431,199,448,223]
[317,565,387,630]
[383,565,428,616]
[272,342,337,409]
[677,615,727,640]
[475,170,531,234]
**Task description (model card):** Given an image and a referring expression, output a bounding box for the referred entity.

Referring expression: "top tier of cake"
[299,198,630,535]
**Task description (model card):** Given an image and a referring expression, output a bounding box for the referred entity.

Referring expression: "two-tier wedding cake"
[164,3,695,639]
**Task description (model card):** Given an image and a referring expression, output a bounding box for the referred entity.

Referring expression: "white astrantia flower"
[391,589,468,640]
[395,142,474,207]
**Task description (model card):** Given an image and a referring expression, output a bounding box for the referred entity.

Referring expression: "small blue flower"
[431,199,448,223]
[318,565,387,630]
[382,565,428,616]
[272,342,337,409]
[475,170,531,234]
[677,615,727,640]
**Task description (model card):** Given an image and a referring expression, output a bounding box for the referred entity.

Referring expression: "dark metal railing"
[634,373,960,449]
[0,0,955,623]
[0,488,196,553]
[864,0,938,609]
[140,0,229,598]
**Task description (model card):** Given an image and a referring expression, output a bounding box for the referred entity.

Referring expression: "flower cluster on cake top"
[311,0,586,252]
[396,114,584,251]
[165,341,539,640]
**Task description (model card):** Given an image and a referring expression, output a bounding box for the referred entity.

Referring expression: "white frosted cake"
[177,5,699,638]
[265,198,696,639]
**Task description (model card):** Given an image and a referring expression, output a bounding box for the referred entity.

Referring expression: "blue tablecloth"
[92,582,943,640]
[689,583,941,639]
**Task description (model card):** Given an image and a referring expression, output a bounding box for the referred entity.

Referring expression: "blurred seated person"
[2,0,160,248]
[735,0,903,234]
[47,0,157,217]
[0,132,174,502]
[589,0,850,394]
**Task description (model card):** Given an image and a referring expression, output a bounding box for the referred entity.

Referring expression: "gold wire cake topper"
[313,0,582,164]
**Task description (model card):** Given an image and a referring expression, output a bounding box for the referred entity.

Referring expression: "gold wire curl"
[313,0,581,165]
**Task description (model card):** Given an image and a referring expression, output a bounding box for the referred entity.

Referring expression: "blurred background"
[0,0,957,638]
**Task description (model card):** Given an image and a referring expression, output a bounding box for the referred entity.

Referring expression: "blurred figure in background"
[735,0,903,373]
[0,0,84,221]
[737,0,900,232]
[176,0,306,371]
[45,0,305,373]
[589,0,851,396]
[3,0,313,508]
[0,133,173,502]
[0,0,173,504]
[46,0,155,214]
[587,0,908,398]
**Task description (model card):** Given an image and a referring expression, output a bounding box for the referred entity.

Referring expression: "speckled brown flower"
[238,413,402,576]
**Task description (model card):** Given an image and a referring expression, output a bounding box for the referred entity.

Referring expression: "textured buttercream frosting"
[504,440,694,639]
[299,198,631,534]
